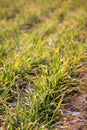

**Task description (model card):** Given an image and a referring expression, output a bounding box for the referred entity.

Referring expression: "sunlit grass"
[0,0,87,129]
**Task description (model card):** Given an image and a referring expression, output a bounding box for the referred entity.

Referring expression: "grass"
[0,0,87,129]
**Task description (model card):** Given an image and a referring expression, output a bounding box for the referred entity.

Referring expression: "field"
[0,0,87,129]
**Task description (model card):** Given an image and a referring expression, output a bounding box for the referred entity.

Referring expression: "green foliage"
[0,0,87,129]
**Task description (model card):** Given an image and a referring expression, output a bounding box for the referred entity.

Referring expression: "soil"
[59,69,87,130]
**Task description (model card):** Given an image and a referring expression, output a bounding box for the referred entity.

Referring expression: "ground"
[59,70,87,130]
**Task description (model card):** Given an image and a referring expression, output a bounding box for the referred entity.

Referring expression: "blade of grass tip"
[0,98,7,108]
[50,92,65,122]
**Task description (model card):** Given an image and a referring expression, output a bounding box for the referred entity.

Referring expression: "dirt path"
[59,69,87,130]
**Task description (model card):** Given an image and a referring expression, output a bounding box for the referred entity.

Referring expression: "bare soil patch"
[59,70,87,130]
